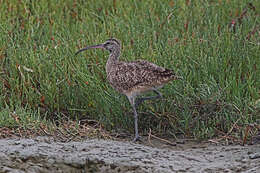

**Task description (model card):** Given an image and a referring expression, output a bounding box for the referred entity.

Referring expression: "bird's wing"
[107,60,175,92]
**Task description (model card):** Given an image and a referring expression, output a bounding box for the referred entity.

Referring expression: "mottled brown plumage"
[107,60,177,96]
[76,38,181,142]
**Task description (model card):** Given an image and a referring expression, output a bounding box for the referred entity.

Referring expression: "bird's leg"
[132,104,141,142]
[127,96,141,142]
[135,90,162,108]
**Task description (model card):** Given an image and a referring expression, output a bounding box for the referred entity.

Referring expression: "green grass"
[0,0,259,140]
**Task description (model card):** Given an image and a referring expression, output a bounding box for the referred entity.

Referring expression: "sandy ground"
[0,136,259,173]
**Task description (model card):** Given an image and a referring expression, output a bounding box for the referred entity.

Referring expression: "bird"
[75,38,181,142]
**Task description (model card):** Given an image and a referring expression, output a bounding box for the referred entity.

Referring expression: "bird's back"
[106,60,177,95]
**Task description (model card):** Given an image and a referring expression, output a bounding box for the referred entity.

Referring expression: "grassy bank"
[0,0,259,141]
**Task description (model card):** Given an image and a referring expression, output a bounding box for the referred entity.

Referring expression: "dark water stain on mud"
[0,137,259,173]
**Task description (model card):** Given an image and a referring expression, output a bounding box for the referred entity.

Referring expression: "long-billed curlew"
[76,38,181,142]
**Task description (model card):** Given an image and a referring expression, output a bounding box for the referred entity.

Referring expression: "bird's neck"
[108,48,120,62]
[106,49,120,73]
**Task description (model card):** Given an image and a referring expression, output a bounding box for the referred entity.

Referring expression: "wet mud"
[0,137,259,173]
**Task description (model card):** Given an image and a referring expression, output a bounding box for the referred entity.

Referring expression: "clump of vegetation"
[0,0,259,143]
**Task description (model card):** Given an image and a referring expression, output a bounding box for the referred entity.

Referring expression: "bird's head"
[75,38,121,55]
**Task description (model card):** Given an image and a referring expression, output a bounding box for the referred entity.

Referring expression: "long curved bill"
[75,44,105,55]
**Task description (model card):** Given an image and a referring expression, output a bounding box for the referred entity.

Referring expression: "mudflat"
[0,137,259,173]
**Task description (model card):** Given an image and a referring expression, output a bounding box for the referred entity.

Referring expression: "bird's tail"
[173,75,183,80]
[163,69,182,80]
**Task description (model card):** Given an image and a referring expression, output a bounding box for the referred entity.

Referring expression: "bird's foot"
[132,135,142,142]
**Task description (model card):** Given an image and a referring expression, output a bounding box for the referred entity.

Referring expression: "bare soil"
[0,136,259,173]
